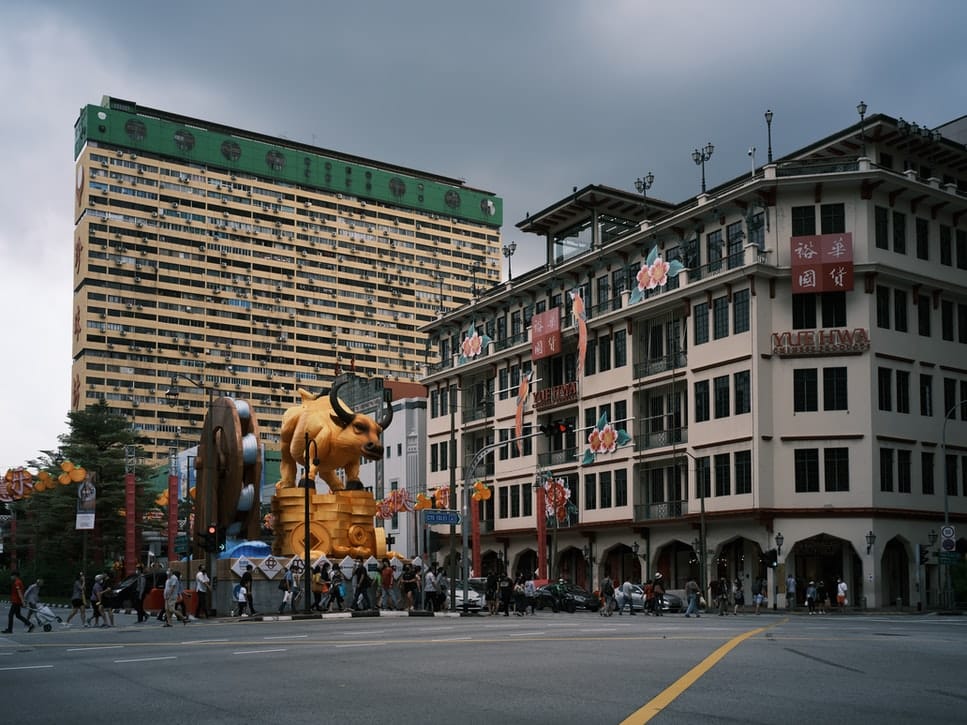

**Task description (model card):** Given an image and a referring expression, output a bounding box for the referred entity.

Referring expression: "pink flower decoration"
[462,331,483,359]
[647,258,670,289]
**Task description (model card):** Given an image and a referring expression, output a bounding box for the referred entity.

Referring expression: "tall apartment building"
[71,96,502,463]
[422,110,967,609]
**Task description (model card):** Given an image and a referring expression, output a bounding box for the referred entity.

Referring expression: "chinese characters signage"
[790,233,854,293]
[531,308,561,361]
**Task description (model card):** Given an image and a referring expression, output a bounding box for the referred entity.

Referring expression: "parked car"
[535,582,601,613]
[625,584,684,613]
[107,570,169,609]
[451,581,484,611]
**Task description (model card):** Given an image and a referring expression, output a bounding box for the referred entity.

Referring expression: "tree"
[11,400,160,592]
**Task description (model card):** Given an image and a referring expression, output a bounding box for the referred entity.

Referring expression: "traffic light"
[216,527,226,553]
[539,422,554,437]
[763,548,778,568]
[204,523,217,553]
[918,544,930,565]
[540,420,574,436]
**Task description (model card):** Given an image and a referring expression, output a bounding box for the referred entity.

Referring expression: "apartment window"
[440,387,449,416]
[599,471,612,508]
[733,289,750,333]
[713,296,729,339]
[916,218,930,260]
[877,367,892,411]
[615,400,628,430]
[498,429,510,461]
[714,453,731,496]
[439,439,448,470]
[960,303,967,344]
[896,370,910,414]
[694,302,709,345]
[922,451,935,495]
[945,454,958,496]
[794,449,820,492]
[821,292,846,328]
[523,484,533,516]
[615,468,628,506]
[944,378,957,417]
[962,381,967,420]
[511,310,522,337]
[874,206,889,250]
[599,333,612,372]
[727,221,744,268]
[957,229,967,270]
[794,369,818,412]
[894,290,908,332]
[498,368,509,401]
[791,206,816,236]
[939,225,952,266]
[880,448,894,492]
[823,367,848,410]
[713,375,730,418]
[897,450,912,493]
[820,203,845,234]
[792,294,817,330]
[876,286,891,329]
[735,450,752,494]
[892,211,906,254]
[941,300,955,341]
[920,374,933,416]
[918,295,931,337]
[707,229,723,272]
[430,443,439,472]
[614,329,627,368]
[734,370,751,414]
[824,448,850,492]
[694,380,710,422]
[498,486,508,518]
[430,389,439,418]
[696,456,711,498]
[586,338,597,375]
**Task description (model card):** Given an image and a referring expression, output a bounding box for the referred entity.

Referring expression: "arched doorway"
[881,537,910,607]
[600,544,641,587]
[654,539,700,589]
[788,533,862,608]
[514,548,538,580]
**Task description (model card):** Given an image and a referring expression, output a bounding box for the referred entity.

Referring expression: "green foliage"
[9,400,162,594]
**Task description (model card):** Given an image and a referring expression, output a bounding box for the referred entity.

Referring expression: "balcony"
[634,500,686,521]
[462,402,494,424]
[633,351,687,379]
[494,331,528,352]
[588,295,624,317]
[537,447,579,468]
[634,427,687,452]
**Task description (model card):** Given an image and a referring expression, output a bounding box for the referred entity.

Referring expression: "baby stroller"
[30,604,62,632]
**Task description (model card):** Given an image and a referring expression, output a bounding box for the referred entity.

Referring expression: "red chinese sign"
[531,308,561,361]
[790,233,854,293]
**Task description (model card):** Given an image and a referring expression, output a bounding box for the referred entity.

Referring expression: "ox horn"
[329,378,355,425]
[378,389,394,430]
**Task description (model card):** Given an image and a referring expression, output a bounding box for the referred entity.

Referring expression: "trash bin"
[860,596,867,610]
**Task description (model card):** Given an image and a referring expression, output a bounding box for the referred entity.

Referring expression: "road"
[1,609,964,724]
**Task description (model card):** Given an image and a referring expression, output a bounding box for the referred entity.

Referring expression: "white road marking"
[234,648,288,655]
[115,656,177,663]
[508,631,543,637]
[66,645,123,652]
[184,638,230,644]
[335,629,385,636]
[264,634,308,640]
[0,665,54,671]
[334,642,384,648]
[430,636,473,641]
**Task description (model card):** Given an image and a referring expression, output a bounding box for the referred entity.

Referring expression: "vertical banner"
[168,469,179,562]
[471,497,481,577]
[125,471,136,575]
[75,477,96,530]
[536,485,547,580]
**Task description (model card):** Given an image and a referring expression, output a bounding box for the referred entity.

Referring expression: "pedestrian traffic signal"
[918,544,930,565]
[216,528,226,553]
[540,420,574,436]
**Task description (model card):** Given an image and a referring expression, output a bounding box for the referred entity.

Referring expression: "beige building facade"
[71,96,501,463]
[422,111,967,609]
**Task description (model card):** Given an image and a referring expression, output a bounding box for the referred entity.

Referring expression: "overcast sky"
[1,0,965,468]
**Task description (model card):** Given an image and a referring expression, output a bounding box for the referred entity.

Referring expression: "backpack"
[602,580,614,596]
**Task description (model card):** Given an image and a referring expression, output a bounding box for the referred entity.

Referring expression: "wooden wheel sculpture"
[194,397,263,556]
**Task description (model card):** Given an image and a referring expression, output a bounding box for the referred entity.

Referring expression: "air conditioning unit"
[134,276,141,283]
[172,202,179,208]
[132,401,139,408]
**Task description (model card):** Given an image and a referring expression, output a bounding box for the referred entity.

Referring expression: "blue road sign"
[424,509,462,525]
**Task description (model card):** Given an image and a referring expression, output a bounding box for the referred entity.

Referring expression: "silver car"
[622,584,684,613]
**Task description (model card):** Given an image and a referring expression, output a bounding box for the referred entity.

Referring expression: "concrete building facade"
[71,95,502,463]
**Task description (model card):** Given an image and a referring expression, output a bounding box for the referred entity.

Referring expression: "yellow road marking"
[620,618,787,725]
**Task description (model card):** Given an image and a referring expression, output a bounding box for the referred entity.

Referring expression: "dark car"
[535,582,601,613]
[107,570,169,609]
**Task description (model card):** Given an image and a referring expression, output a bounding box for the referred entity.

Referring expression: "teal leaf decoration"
[645,245,659,266]
[582,449,596,465]
[616,429,632,446]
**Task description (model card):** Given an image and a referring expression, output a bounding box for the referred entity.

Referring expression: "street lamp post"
[691,142,714,194]
[166,373,215,612]
[857,101,868,157]
[502,242,517,281]
[941,400,967,608]
[301,433,319,614]
[764,109,774,164]
[774,532,784,610]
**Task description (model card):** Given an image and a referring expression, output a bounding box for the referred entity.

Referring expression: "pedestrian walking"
[733,577,744,615]
[66,572,88,628]
[134,564,148,623]
[91,574,114,628]
[329,566,346,612]
[163,569,187,626]
[234,581,249,617]
[241,564,256,616]
[620,579,636,615]
[683,578,701,618]
[717,577,731,616]
[380,559,399,611]
[836,577,848,611]
[600,576,615,616]
[513,574,526,615]
[2,570,31,633]
[786,573,797,610]
[278,565,295,614]
[23,578,43,628]
[498,572,513,616]
[422,564,438,612]
[194,565,211,618]
[817,580,828,614]
[524,575,537,615]
[806,580,818,614]
[652,573,665,616]
[485,570,498,615]
[401,564,418,611]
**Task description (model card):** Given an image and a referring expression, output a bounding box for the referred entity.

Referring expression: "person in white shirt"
[194,565,211,619]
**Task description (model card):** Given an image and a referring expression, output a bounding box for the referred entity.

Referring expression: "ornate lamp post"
[502,242,517,281]
[764,109,774,163]
[634,172,654,207]
[691,142,714,194]
[857,100,868,157]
